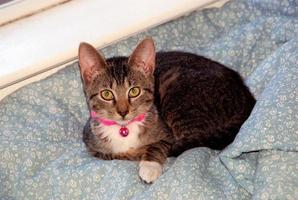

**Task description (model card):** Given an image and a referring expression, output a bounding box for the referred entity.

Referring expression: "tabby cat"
[78,38,255,183]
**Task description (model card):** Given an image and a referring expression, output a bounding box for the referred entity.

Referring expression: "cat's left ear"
[128,38,156,76]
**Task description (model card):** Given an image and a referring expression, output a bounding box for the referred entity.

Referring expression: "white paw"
[139,161,163,183]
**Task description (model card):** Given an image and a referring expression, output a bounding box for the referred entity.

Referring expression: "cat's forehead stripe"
[109,63,128,85]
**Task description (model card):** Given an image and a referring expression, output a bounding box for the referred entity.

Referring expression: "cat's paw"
[139,161,163,183]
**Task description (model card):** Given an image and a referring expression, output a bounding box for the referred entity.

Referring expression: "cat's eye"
[128,87,141,98]
[100,90,114,101]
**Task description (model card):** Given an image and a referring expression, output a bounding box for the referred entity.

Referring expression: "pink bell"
[119,126,129,137]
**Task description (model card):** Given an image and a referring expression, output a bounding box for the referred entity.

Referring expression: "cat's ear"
[78,42,107,86]
[128,38,156,76]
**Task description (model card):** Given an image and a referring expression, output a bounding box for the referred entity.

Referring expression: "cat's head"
[78,38,156,123]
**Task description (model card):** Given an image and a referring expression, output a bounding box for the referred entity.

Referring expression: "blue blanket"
[1,0,298,199]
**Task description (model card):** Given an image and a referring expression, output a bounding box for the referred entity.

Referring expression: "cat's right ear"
[78,42,107,86]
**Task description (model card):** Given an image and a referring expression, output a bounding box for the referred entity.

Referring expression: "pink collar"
[90,110,146,126]
[90,110,146,137]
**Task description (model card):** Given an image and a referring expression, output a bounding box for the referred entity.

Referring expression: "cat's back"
[154,51,255,154]
[155,51,246,105]
[155,51,239,81]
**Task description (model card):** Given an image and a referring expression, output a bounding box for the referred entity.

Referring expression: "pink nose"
[118,110,129,118]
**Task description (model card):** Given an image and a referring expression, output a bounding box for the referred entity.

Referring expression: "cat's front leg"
[139,160,163,184]
[138,140,171,183]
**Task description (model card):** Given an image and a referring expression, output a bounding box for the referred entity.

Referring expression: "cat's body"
[78,38,255,183]
[154,51,256,156]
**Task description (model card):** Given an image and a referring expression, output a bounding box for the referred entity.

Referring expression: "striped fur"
[78,38,255,183]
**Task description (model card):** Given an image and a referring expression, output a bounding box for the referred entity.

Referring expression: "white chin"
[116,120,129,126]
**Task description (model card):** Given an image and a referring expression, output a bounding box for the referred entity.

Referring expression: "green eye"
[129,87,141,98]
[100,90,114,100]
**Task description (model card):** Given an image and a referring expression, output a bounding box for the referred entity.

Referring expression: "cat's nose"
[118,110,129,118]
